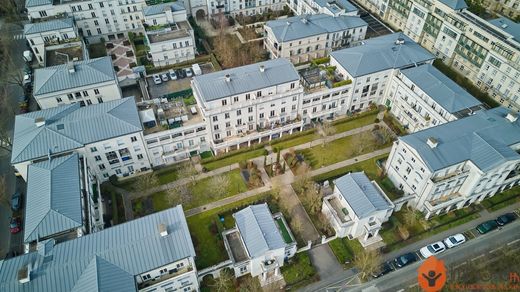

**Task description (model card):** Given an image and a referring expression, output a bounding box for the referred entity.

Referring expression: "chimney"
[158,223,168,237]
[35,117,46,127]
[259,65,265,72]
[225,74,231,82]
[506,112,518,123]
[67,62,75,73]
[427,137,438,148]
[18,265,31,284]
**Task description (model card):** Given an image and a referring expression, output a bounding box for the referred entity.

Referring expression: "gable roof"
[233,204,286,258]
[0,205,195,292]
[330,33,434,77]
[25,0,52,8]
[192,58,299,102]
[488,17,520,41]
[11,97,142,164]
[24,18,74,35]
[266,13,367,42]
[24,153,82,243]
[400,64,482,114]
[34,57,116,96]
[143,2,185,16]
[401,107,520,172]
[334,172,392,218]
[438,0,468,10]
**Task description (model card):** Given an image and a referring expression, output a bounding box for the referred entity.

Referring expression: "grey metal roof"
[25,0,52,8]
[24,153,82,243]
[488,17,520,41]
[334,172,392,218]
[11,97,142,164]
[0,205,195,292]
[34,57,116,96]
[400,64,482,114]
[233,203,287,258]
[438,0,468,10]
[144,2,186,16]
[401,107,520,172]
[266,13,367,42]
[330,33,435,77]
[314,0,358,13]
[193,58,300,102]
[24,18,74,35]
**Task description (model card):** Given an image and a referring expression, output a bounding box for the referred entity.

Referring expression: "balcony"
[145,21,191,44]
[44,37,81,46]
[425,192,465,210]
[137,265,194,290]
[431,169,469,183]
[324,196,353,224]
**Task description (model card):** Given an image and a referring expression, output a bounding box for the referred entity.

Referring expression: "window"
[233,96,239,102]
[86,99,92,105]
[94,20,99,26]
[99,2,104,7]
[118,148,131,161]
[224,113,230,119]
[248,107,253,113]
[246,94,250,100]
[90,147,98,152]
[213,116,218,122]
[281,107,285,113]
[137,154,144,160]
[221,100,227,106]
[131,136,137,142]
[256,91,262,97]
[99,164,106,170]
[105,151,119,165]
[39,11,47,17]
[290,82,295,89]
[270,110,275,117]
[236,109,241,116]
[226,130,231,137]
[97,97,103,103]
[259,113,264,118]
[226,122,231,128]
[214,125,219,130]
[94,155,102,161]
[56,97,62,103]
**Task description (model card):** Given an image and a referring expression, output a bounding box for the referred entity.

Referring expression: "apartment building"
[11,97,151,182]
[287,0,359,16]
[322,172,394,247]
[25,0,147,42]
[385,63,483,132]
[483,0,519,20]
[23,153,105,253]
[385,107,520,219]
[223,204,297,286]
[206,0,286,17]
[192,58,305,154]
[33,57,122,109]
[143,2,196,67]
[330,33,435,112]
[24,17,83,66]
[264,13,367,64]
[355,0,520,110]
[0,205,199,292]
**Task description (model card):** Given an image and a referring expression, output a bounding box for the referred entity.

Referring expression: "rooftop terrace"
[146,21,191,43]
[138,98,203,135]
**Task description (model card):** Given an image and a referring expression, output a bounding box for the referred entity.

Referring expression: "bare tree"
[301,182,322,216]
[293,164,311,195]
[316,121,336,147]
[178,162,198,185]
[210,268,234,292]
[134,173,159,191]
[166,184,192,206]
[351,131,373,156]
[290,216,303,237]
[238,275,262,292]
[0,175,9,207]
[402,207,419,228]
[208,175,230,199]
[354,249,382,281]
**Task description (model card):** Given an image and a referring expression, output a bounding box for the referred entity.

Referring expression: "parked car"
[168,69,177,80]
[372,261,394,278]
[476,220,499,234]
[9,217,21,234]
[22,73,32,86]
[152,74,162,85]
[192,63,202,76]
[443,233,466,248]
[185,67,193,77]
[176,69,186,79]
[420,241,446,258]
[496,213,517,226]
[160,73,169,82]
[23,50,33,62]
[11,192,21,211]
[394,252,418,268]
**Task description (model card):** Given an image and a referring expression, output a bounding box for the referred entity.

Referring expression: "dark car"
[476,220,499,234]
[372,261,394,278]
[9,217,21,234]
[394,252,418,268]
[496,213,517,226]
[176,69,186,79]
[11,192,21,211]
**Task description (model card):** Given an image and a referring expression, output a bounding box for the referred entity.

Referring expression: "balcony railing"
[137,265,193,289]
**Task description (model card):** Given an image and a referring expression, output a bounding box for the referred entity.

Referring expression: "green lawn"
[281,252,318,287]
[270,132,319,150]
[298,130,391,169]
[187,193,271,269]
[313,154,387,183]
[115,164,180,191]
[276,218,293,244]
[202,148,267,171]
[150,169,248,212]
[333,111,379,133]
[88,43,107,58]
[481,186,520,211]
[328,237,364,267]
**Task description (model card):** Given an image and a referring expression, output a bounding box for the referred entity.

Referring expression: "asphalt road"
[312,219,520,292]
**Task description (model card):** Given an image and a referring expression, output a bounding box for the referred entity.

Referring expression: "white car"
[443,233,466,248]
[419,241,446,258]
[161,73,169,82]
[168,69,177,80]
[185,68,193,77]
[153,74,162,85]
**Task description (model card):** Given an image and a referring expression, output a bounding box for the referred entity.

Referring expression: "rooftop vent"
[225,74,231,82]
[67,62,75,73]
[17,265,31,284]
[301,15,308,24]
[501,23,508,29]
[259,65,265,72]
[395,37,405,45]
[35,117,46,127]
[427,137,438,148]
[158,223,168,237]
[506,112,518,123]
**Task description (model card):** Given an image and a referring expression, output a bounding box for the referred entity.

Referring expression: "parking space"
[350,0,393,38]
[146,62,215,99]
